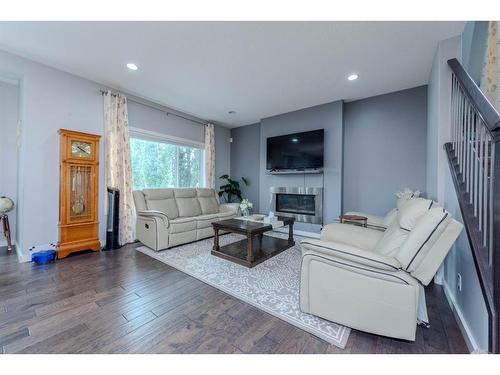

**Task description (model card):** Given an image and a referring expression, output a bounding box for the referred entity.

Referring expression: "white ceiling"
[0,21,464,127]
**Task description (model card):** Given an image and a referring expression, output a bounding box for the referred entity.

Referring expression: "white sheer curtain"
[205,123,215,189]
[480,21,500,112]
[103,91,135,245]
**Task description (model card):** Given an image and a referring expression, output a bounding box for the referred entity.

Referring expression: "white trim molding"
[273,227,320,239]
[129,126,205,149]
[443,280,488,353]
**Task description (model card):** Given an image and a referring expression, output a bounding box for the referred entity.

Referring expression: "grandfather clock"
[58,129,101,259]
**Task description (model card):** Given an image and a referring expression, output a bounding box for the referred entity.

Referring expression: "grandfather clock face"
[71,140,92,159]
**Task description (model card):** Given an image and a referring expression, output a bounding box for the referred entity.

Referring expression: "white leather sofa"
[345,189,420,229]
[133,188,239,251]
[300,197,463,341]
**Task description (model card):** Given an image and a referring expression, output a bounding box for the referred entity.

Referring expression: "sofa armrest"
[320,223,384,251]
[219,203,240,215]
[344,211,386,227]
[301,238,401,271]
[137,210,170,228]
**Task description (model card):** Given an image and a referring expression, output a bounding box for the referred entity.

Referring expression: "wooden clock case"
[57,129,101,259]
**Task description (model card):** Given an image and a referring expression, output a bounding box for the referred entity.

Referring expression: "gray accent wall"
[230,123,261,211]
[343,86,428,216]
[259,101,344,233]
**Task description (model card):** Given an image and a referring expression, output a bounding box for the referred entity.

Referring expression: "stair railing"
[446,58,500,353]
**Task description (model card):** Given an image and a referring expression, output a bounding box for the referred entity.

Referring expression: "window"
[130,136,204,190]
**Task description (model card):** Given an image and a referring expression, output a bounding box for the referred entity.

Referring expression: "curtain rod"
[100,89,207,126]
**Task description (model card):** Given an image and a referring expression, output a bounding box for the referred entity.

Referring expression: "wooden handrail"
[446,58,500,353]
[448,58,500,135]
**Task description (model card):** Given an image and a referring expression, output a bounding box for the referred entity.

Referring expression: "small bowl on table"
[250,214,265,221]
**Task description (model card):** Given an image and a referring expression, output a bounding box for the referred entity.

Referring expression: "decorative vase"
[242,208,250,217]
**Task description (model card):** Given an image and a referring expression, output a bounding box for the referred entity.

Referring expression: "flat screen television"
[266,129,324,170]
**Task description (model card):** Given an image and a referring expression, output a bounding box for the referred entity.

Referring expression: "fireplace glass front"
[276,193,316,216]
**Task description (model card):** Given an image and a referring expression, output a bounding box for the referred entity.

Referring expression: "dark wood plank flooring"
[0,244,469,354]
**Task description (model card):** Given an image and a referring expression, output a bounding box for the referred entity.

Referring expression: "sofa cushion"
[198,197,219,214]
[396,190,420,210]
[383,208,398,227]
[196,189,219,215]
[132,191,147,211]
[196,214,219,229]
[143,188,179,219]
[216,211,235,220]
[398,197,433,231]
[373,222,409,257]
[174,188,198,198]
[396,206,451,271]
[196,188,216,197]
[174,189,202,217]
[169,217,197,234]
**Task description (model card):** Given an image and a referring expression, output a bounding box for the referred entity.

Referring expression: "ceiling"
[0,21,464,127]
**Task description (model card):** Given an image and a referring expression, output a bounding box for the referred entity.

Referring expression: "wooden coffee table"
[211,217,295,268]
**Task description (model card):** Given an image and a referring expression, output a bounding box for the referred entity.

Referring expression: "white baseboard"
[442,280,487,353]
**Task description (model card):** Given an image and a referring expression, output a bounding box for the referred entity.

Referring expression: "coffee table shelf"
[211,217,295,268]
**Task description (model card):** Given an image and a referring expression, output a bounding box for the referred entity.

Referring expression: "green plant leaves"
[218,174,249,203]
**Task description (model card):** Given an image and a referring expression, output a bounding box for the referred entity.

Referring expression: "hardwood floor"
[0,243,469,354]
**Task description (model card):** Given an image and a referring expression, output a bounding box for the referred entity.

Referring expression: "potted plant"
[239,199,253,217]
[218,174,249,203]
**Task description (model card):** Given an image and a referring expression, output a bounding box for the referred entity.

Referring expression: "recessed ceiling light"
[126,63,138,71]
[291,138,299,143]
[347,74,359,81]
[228,110,236,114]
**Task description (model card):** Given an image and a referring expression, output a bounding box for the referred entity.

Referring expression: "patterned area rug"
[136,232,350,348]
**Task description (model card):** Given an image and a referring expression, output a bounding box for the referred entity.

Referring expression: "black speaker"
[105,187,120,250]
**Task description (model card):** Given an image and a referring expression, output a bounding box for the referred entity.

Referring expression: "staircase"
[445,58,500,353]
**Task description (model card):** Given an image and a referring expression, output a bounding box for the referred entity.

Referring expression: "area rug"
[136,232,350,348]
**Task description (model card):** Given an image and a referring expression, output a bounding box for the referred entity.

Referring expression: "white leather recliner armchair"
[300,197,463,341]
[345,189,420,229]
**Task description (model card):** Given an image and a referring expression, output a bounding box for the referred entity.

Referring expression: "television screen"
[266,129,324,170]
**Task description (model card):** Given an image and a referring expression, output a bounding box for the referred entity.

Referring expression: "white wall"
[128,100,205,144]
[0,49,230,261]
[0,80,19,247]
[426,36,460,203]
[442,166,489,351]
[427,35,489,352]
[0,50,107,261]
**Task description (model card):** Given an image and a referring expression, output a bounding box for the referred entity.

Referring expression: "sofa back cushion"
[132,190,147,211]
[410,219,463,285]
[373,221,409,257]
[196,188,219,215]
[396,190,420,210]
[143,189,179,219]
[174,188,202,217]
[396,206,451,274]
[398,197,434,231]
[382,208,398,227]
[374,197,432,256]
